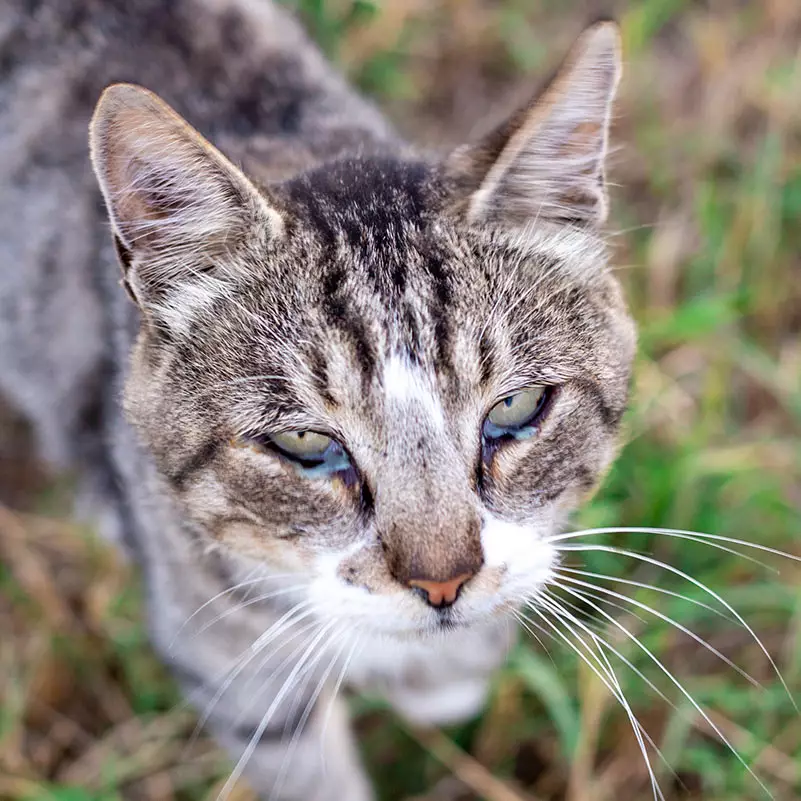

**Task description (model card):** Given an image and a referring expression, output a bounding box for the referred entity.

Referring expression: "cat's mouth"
[431,607,461,631]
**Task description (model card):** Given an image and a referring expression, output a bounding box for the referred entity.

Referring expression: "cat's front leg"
[213,691,373,801]
[169,655,373,801]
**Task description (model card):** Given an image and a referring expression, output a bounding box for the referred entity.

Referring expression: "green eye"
[269,430,335,460]
[485,387,548,438]
[240,429,353,477]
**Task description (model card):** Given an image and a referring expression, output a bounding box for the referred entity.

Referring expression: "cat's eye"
[270,430,334,461]
[245,430,352,474]
[483,386,549,439]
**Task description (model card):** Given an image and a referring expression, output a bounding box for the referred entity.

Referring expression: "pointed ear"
[446,21,622,229]
[89,83,282,314]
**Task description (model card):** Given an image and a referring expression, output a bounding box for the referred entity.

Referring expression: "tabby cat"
[0,2,635,798]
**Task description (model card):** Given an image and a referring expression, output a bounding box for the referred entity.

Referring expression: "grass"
[2,0,801,799]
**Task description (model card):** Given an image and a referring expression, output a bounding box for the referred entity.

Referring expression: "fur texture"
[0,3,636,799]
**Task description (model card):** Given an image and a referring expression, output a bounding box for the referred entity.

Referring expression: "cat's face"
[91,23,635,639]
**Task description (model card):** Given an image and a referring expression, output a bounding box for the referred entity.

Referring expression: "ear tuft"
[89,83,282,313]
[447,21,622,230]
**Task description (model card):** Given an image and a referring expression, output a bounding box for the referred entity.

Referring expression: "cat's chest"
[343,621,516,725]
[345,621,515,692]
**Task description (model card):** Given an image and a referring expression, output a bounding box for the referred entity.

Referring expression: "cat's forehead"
[282,155,434,252]
[210,156,615,434]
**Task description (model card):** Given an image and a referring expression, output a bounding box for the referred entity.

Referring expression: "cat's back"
[2,0,394,189]
[0,0,395,467]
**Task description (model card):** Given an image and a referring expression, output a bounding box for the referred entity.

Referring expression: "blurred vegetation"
[2,1,800,800]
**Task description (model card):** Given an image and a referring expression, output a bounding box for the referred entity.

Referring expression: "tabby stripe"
[322,296,376,387]
[232,697,313,743]
[305,346,337,406]
[169,438,220,490]
[574,379,621,429]
[425,253,456,377]
[478,330,496,387]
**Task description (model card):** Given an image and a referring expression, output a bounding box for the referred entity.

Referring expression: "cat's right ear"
[89,83,283,318]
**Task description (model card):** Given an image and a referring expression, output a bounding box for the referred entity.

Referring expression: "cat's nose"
[408,573,473,609]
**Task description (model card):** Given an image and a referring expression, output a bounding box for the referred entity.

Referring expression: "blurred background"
[1,1,800,800]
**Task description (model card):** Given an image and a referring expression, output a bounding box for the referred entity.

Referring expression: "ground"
[1,1,800,800]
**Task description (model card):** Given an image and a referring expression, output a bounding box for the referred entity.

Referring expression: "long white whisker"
[548,584,776,799]
[533,596,686,797]
[171,574,298,647]
[552,575,762,688]
[520,603,665,801]
[543,584,650,629]
[238,615,323,699]
[191,603,317,746]
[532,595,679,715]
[191,584,308,639]
[554,543,797,710]
[510,607,555,658]
[319,628,364,779]
[592,642,680,795]
[217,619,339,801]
[558,567,737,622]
[551,526,799,568]
[272,626,352,799]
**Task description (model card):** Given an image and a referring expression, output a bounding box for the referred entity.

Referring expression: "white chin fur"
[306,515,555,725]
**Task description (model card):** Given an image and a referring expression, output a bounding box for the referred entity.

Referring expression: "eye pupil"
[504,397,514,408]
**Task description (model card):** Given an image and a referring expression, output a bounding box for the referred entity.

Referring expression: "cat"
[0,1,635,798]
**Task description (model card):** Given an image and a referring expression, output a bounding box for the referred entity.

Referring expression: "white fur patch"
[151,275,231,335]
[481,512,557,601]
[390,676,491,726]
[383,355,445,428]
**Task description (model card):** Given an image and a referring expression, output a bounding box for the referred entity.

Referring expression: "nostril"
[409,573,473,609]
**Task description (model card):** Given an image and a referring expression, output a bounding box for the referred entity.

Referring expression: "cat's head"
[90,22,635,639]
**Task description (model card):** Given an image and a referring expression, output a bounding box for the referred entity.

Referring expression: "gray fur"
[0,4,635,799]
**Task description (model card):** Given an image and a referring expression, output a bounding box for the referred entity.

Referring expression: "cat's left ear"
[446,21,621,229]
[89,83,282,313]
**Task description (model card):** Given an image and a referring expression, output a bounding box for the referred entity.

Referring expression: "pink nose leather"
[409,573,472,607]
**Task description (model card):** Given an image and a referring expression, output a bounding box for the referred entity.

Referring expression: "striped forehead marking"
[382,354,445,429]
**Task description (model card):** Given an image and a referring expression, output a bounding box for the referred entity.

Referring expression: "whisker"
[591,642,678,797]
[519,603,666,800]
[543,584,650,629]
[217,619,339,801]
[551,576,762,688]
[190,602,318,747]
[554,543,797,710]
[550,526,800,568]
[238,615,323,699]
[319,627,365,778]
[532,596,698,797]
[272,624,346,747]
[171,573,298,647]
[547,584,776,799]
[510,607,555,659]
[531,597,678,716]
[558,566,736,622]
[272,625,353,800]
[187,584,308,640]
